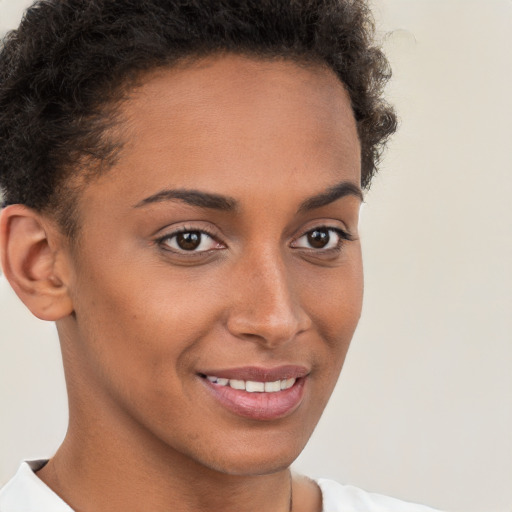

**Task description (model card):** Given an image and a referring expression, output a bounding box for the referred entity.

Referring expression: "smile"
[205,375,296,393]
[199,366,308,421]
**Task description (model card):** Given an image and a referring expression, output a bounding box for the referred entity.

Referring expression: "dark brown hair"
[0,0,397,236]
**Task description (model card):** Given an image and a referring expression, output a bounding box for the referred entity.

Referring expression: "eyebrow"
[133,189,237,211]
[134,180,363,212]
[297,181,364,213]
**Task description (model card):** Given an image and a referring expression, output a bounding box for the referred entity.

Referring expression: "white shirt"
[0,461,440,512]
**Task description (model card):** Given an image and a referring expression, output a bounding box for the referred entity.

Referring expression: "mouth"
[202,375,297,393]
[198,366,308,421]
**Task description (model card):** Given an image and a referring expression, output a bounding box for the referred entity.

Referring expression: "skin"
[0,54,363,512]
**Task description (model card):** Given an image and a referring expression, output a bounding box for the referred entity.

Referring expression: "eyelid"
[155,224,226,254]
[290,225,354,251]
[294,220,354,240]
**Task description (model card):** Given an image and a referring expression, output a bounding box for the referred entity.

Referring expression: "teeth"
[246,381,265,393]
[229,379,245,390]
[205,376,296,393]
[265,381,281,392]
[282,378,296,390]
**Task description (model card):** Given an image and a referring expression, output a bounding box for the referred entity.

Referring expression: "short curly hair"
[0,0,396,236]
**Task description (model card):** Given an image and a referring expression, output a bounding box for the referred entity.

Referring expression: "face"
[59,54,363,476]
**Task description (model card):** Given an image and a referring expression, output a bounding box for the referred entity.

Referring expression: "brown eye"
[291,226,349,251]
[159,230,221,253]
[307,229,330,249]
[176,231,202,251]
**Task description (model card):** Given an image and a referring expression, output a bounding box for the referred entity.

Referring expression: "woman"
[0,1,438,510]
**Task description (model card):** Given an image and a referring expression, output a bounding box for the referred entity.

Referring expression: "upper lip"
[198,365,309,382]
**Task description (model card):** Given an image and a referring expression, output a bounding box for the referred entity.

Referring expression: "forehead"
[79,54,361,214]
[125,54,355,125]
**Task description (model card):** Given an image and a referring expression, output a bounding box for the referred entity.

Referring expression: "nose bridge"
[227,245,310,346]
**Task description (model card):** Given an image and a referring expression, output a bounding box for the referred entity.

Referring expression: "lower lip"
[201,377,306,421]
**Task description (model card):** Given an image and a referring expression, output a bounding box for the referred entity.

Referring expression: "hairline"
[52,51,359,245]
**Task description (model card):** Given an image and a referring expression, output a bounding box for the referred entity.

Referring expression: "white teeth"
[246,381,265,393]
[264,381,281,392]
[229,379,246,390]
[282,378,296,390]
[205,375,297,393]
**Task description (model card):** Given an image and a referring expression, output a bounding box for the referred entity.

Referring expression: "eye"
[291,227,349,251]
[158,230,222,253]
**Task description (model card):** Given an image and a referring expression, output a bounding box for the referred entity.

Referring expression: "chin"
[206,453,296,477]
[192,432,308,477]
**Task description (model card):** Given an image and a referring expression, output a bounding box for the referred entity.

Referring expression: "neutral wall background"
[1,1,511,511]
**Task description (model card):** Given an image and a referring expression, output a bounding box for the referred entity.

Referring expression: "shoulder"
[317,478,441,512]
[0,461,73,512]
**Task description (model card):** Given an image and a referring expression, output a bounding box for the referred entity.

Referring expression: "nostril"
[226,314,308,348]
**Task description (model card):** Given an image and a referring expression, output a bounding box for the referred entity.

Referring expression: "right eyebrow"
[133,188,238,211]
[297,181,364,213]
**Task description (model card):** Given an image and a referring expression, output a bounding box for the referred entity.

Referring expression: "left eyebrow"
[297,181,364,213]
[133,189,238,211]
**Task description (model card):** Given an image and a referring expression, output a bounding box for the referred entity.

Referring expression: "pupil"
[308,229,330,248]
[177,232,201,250]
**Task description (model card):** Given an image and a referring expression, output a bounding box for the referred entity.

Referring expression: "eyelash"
[156,225,353,255]
[291,226,353,253]
[156,226,222,254]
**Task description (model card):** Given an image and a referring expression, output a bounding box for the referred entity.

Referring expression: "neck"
[38,405,292,512]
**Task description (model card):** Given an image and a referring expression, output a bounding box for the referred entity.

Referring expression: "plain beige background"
[1,1,511,511]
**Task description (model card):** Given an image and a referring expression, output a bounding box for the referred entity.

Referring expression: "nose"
[226,249,312,348]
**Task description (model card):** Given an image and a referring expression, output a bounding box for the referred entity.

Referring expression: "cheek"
[301,250,363,388]
[70,253,231,396]
[302,247,363,340]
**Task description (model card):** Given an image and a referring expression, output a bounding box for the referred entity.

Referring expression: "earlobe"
[0,204,74,321]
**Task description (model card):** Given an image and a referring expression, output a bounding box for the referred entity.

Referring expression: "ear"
[0,204,74,321]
